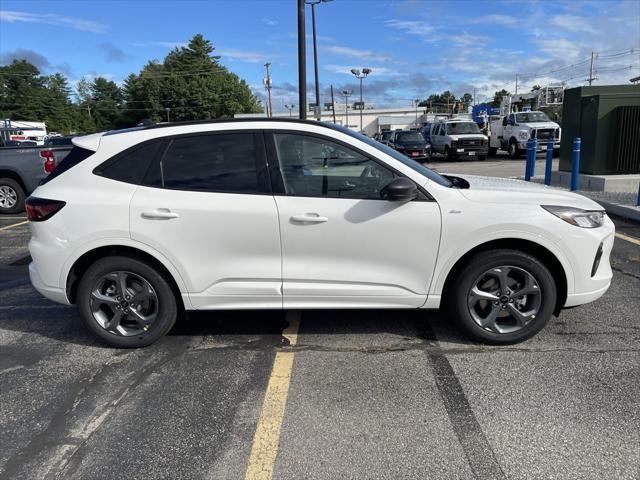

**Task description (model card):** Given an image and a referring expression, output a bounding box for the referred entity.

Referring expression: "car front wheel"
[449,249,557,344]
[0,178,25,214]
[77,256,178,348]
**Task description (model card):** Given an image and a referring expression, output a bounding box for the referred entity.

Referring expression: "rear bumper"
[29,262,70,305]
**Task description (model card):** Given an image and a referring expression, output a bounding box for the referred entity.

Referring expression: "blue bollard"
[570,137,581,192]
[544,137,554,186]
[530,138,538,178]
[525,138,534,181]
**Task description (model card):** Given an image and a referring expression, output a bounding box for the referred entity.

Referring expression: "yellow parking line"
[0,216,27,220]
[0,220,28,231]
[615,232,640,246]
[244,311,300,480]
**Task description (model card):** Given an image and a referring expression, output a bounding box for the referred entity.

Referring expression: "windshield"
[326,123,452,188]
[445,122,480,135]
[515,112,550,123]
[395,132,424,143]
[381,131,393,140]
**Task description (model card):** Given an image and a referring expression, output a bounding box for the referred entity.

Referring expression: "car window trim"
[263,129,433,201]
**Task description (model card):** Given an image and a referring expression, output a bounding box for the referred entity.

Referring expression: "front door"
[267,131,441,308]
[129,131,282,309]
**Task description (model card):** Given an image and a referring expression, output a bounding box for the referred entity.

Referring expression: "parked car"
[379,130,394,146]
[0,141,73,213]
[429,119,489,160]
[388,130,431,160]
[45,136,74,146]
[27,119,614,348]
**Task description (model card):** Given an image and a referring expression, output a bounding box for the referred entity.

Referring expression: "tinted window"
[96,140,164,184]
[273,133,396,199]
[160,133,260,193]
[41,147,94,185]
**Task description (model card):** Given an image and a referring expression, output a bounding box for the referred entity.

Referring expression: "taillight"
[40,150,56,173]
[25,197,66,222]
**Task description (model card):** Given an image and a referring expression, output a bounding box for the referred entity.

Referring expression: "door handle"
[291,213,328,224]
[141,208,179,220]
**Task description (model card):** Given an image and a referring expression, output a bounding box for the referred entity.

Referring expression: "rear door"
[129,131,282,309]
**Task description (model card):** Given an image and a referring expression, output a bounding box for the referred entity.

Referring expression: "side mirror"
[380,177,417,202]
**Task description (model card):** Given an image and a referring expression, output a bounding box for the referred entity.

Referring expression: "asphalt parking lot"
[1,205,639,479]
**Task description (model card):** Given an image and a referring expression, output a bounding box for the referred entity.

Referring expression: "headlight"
[542,205,605,228]
[518,130,529,141]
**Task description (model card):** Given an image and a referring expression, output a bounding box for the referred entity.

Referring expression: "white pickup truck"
[489,111,560,159]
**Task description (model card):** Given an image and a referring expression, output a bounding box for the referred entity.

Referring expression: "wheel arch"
[440,238,568,316]
[66,244,187,310]
[0,169,28,194]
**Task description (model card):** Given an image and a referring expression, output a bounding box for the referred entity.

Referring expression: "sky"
[1,0,639,112]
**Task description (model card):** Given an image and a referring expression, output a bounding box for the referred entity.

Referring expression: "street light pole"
[341,90,352,128]
[297,0,306,119]
[165,107,170,122]
[285,104,295,117]
[306,0,333,120]
[350,68,371,133]
[413,98,419,127]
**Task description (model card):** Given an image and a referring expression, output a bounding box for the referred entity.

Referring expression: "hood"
[449,134,488,141]
[519,121,559,129]
[449,174,604,210]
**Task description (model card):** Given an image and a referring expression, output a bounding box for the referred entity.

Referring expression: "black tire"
[0,178,26,214]
[445,146,454,161]
[477,155,487,161]
[448,249,557,344]
[488,147,498,157]
[77,255,178,348]
[508,139,521,159]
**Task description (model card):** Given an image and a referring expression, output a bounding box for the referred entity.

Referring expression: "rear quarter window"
[41,147,94,185]
[94,140,164,185]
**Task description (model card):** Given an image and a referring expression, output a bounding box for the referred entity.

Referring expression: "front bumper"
[518,140,561,151]
[561,217,615,308]
[453,146,488,158]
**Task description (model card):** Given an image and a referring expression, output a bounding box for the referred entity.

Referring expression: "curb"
[595,200,640,223]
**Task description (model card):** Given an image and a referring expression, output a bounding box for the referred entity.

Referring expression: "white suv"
[26,119,614,347]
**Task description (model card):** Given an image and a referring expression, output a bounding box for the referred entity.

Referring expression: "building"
[236,106,436,137]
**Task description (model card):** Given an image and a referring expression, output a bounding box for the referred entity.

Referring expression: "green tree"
[491,89,510,108]
[89,77,123,131]
[123,34,263,126]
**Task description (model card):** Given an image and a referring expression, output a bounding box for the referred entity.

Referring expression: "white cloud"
[446,33,487,46]
[470,14,518,27]
[549,14,598,34]
[384,19,434,36]
[535,38,582,61]
[322,45,403,64]
[0,10,107,33]
[216,48,272,64]
[262,17,278,26]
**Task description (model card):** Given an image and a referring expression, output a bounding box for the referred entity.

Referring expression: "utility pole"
[587,51,597,86]
[297,0,307,119]
[263,63,273,118]
[515,74,518,95]
[473,87,476,106]
[330,84,336,123]
[413,98,420,127]
[165,107,170,122]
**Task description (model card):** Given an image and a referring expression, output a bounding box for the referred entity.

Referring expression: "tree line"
[0,35,263,134]
[417,89,511,113]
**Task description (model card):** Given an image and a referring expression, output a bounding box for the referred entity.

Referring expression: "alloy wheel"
[90,270,159,336]
[467,265,542,334]
[0,185,18,209]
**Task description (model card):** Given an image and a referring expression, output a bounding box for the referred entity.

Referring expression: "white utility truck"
[488,86,563,158]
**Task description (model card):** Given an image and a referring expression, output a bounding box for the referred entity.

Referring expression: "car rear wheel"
[488,147,498,156]
[0,178,25,214]
[445,146,454,161]
[77,256,178,348]
[449,249,556,344]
